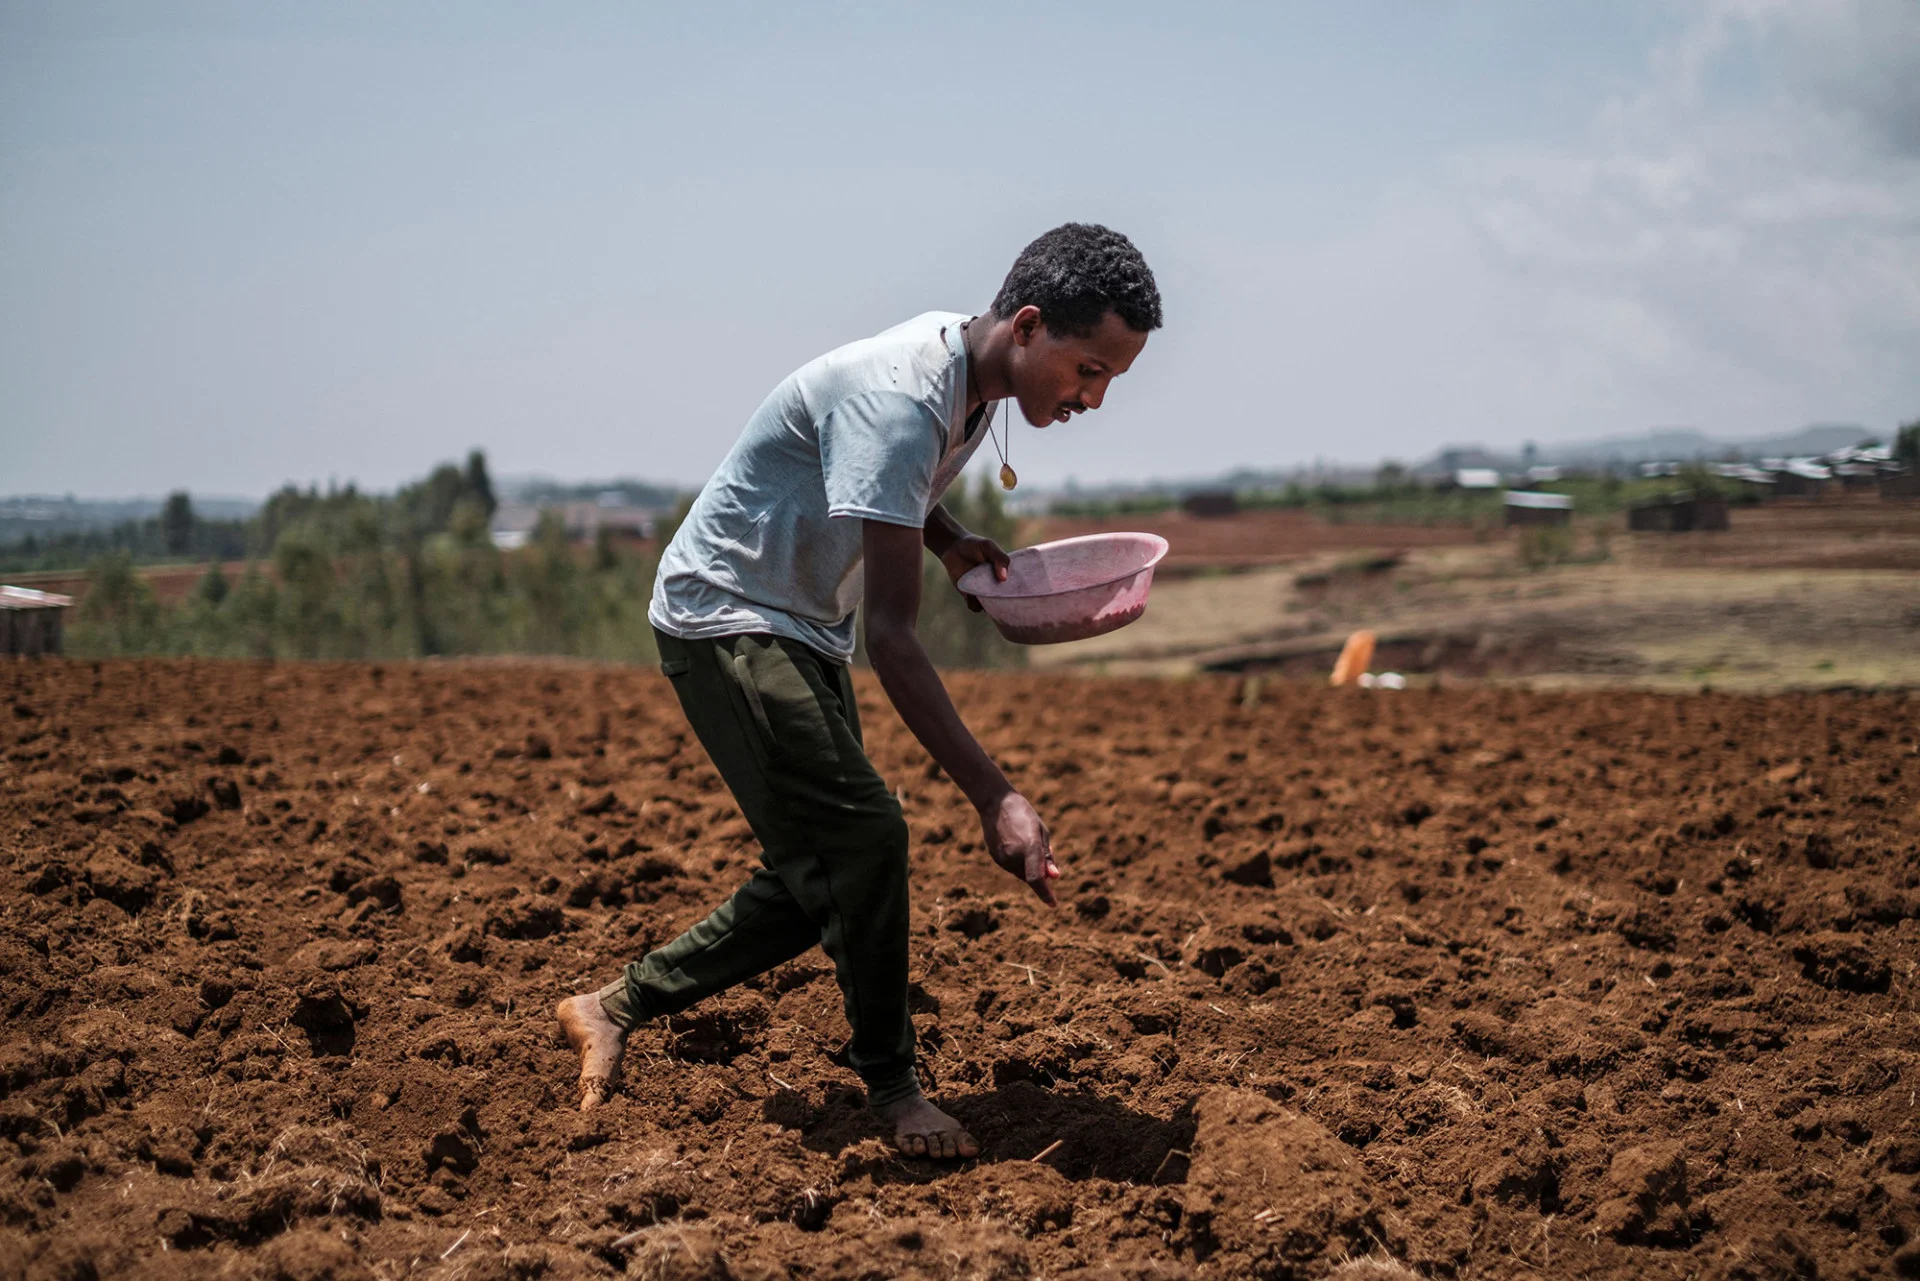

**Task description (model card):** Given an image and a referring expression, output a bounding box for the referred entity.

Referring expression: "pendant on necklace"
[986,401,1016,489]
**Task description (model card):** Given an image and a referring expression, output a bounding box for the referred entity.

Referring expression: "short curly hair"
[991,223,1163,337]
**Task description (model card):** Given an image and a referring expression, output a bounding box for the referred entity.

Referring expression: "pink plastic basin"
[956,532,1171,645]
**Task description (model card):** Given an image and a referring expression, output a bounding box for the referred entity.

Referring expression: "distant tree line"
[1044,464,1777,526]
[67,451,665,663]
[61,450,1023,670]
[0,490,252,573]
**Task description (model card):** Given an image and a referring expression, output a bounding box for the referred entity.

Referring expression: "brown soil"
[3,659,1918,1280]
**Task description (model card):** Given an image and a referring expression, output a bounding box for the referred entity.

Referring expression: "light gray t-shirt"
[649,311,997,661]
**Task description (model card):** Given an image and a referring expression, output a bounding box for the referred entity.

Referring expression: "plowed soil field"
[3,660,1918,1281]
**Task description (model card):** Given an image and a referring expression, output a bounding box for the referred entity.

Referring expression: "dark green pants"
[597,629,918,1105]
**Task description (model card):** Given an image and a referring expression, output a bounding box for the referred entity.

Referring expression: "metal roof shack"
[489,502,662,551]
[1,585,74,657]
[1713,463,1776,488]
[1503,489,1573,527]
[1770,460,1832,498]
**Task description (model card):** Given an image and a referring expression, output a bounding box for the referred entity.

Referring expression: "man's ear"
[1010,305,1042,346]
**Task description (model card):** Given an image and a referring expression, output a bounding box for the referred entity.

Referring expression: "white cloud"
[1443,0,1920,432]
[1164,0,1920,469]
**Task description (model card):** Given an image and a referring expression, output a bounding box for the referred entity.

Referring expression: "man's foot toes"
[579,1075,616,1111]
[893,1128,978,1159]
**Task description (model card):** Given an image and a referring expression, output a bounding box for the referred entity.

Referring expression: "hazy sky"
[4,0,1917,498]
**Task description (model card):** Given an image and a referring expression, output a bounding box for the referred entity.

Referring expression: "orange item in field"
[1330,630,1376,687]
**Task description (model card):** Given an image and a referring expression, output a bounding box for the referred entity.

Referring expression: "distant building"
[489,502,662,550]
[1454,468,1502,490]
[1827,444,1894,468]
[1770,460,1832,499]
[1503,490,1573,527]
[1,585,72,656]
[1713,463,1775,487]
[489,506,539,550]
[1435,447,1504,472]
[1416,447,1505,483]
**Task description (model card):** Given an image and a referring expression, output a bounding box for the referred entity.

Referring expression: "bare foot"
[555,993,627,1111]
[874,1093,979,1159]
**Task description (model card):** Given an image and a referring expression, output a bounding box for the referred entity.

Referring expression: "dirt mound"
[2,659,1917,1278]
[1180,1089,1387,1276]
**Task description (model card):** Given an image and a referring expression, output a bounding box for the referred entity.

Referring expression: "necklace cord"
[964,316,1015,488]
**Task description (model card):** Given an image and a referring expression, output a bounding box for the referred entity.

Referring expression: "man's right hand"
[981,791,1060,905]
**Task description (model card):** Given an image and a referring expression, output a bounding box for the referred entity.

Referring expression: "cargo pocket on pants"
[733,653,777,745]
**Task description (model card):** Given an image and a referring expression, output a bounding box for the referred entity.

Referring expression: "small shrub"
[1516,524,1575,570]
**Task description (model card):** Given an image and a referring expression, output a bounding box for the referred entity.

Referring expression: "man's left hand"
[940,536,1010,612]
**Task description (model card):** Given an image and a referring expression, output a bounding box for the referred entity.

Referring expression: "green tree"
[195,560,230,606]
[274,527,341,658]
[515,510,584,654]
[53,450,674,663]
[1673,462,1727,501]
[397,455,497,540]
[70,553,163,655]
[160,491,195,556]
[417,498,508,654]
[464,449,498,518]
[1896,419,1920,467]
[329,504,402,658]
[224,564,279,658]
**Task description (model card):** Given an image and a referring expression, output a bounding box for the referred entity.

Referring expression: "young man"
[556,223,1161,1159]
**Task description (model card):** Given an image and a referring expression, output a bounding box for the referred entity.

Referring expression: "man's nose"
[1081,382,1104,410]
